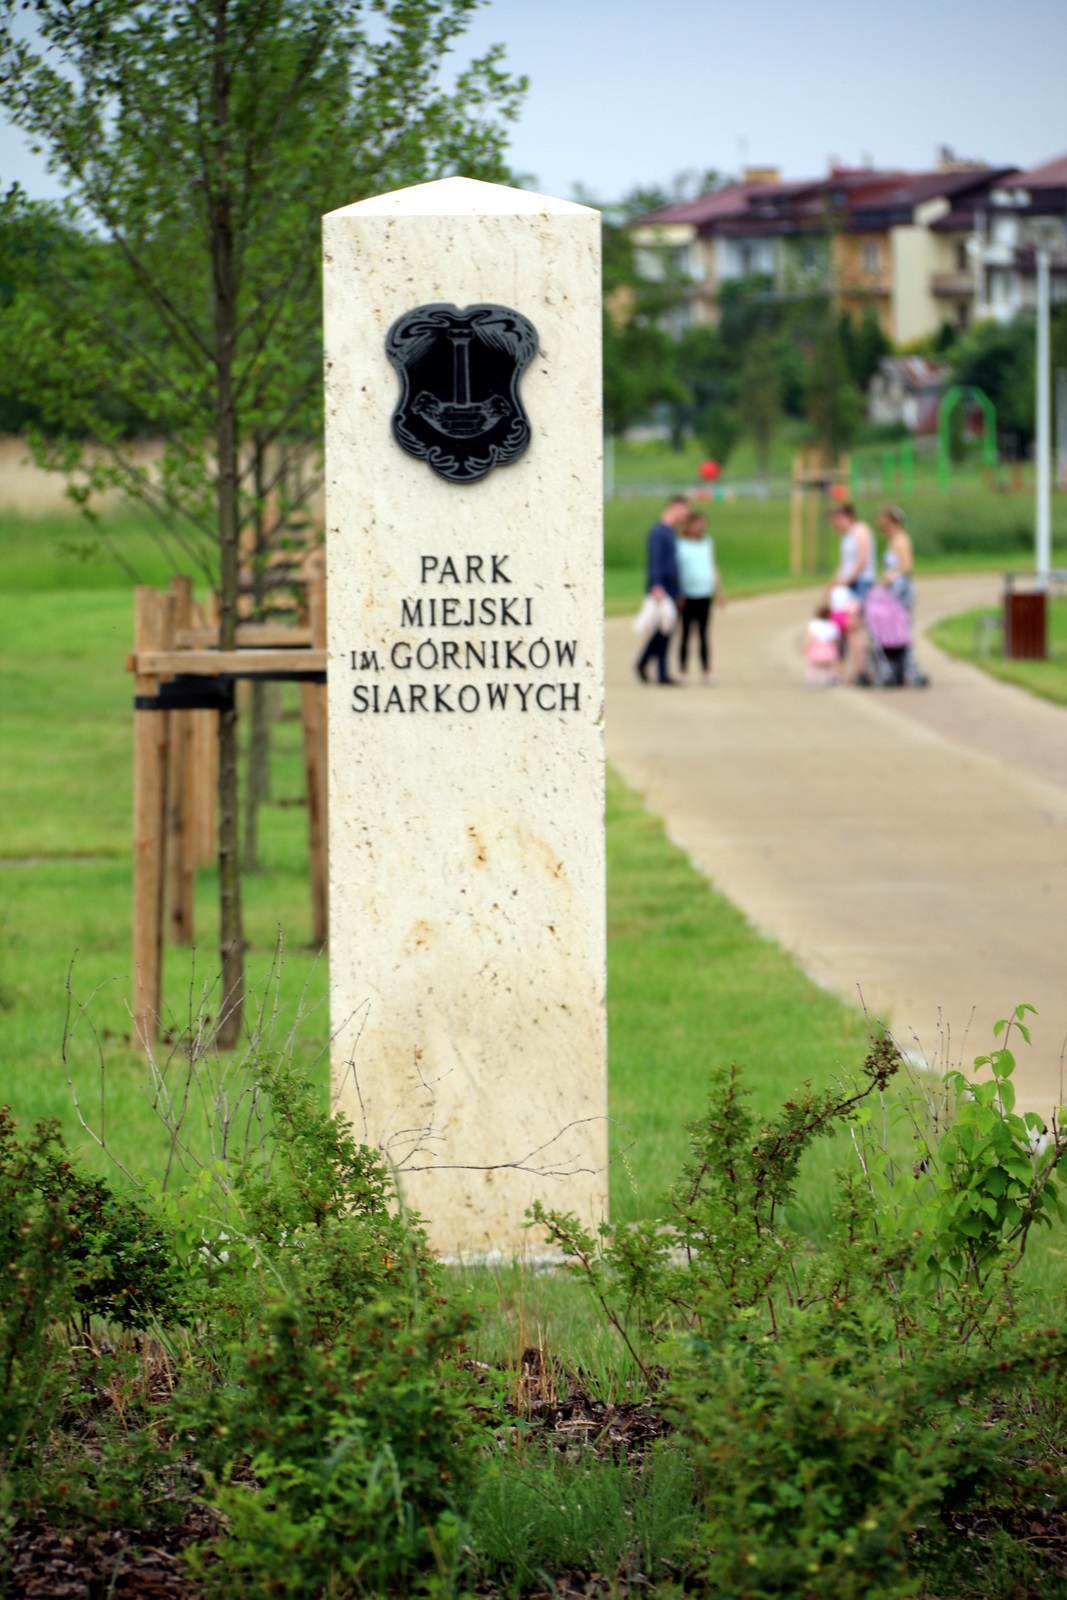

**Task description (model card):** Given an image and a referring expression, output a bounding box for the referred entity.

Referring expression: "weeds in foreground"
[3,1004,1067,1596]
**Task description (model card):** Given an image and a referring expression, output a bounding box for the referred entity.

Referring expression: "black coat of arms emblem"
[386,303,537,484]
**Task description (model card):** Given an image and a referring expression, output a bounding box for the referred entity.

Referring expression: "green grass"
[0,507,194,593]
[605,484,1067,615]
[930,596,1067,711]
[2,497,1064,1299]
[605,766,869,1229]
[612,425,1033,496]
[0,504,873,1225]
[468,1445,697,1593]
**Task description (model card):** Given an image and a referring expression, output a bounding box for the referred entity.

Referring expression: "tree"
[841,305,891,392]
[806,316,863,458]
[611,169,730,224]
[737,328,782,476]
[0,0,524,1046]
[950,318,1035,448]
[601,217,686,438]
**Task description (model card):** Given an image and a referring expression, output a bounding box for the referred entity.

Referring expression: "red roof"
[634,168,940,233]
[635,183,778,227]
[1016,152,1067,190]
[861,166,1012,208]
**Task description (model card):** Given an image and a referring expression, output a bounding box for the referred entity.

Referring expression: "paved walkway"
[605,575,1067,1112]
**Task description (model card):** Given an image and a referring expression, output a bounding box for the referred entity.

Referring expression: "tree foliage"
[950,317,1035,446]
[601,217,687,439]
[737,327,782,475]
[0,0,524,1043]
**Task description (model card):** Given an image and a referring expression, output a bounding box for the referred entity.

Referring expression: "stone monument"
[323,177,607,1255]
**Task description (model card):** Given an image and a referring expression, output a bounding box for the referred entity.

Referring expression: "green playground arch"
[937,384,997,489]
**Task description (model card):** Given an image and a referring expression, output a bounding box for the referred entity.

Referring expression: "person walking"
[877,502,928,686]
[635,495,688,685]
[675,508,722,683]
[828,501,877,600]
[876,503,914,612]
[826,500,876,682]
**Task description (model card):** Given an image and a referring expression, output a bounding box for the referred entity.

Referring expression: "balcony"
[931,271,974,297]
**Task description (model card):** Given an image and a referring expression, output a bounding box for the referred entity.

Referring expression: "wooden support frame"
[789,449,852,577]
[166,578,197,945]
[128,578,329,1049]
[132,587,169,1050]
[302,574,329,949]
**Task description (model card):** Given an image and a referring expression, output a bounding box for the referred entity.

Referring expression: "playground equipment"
[790,448,851,575]
[126,565,327,1049]
[937,384,997,490]
[851,437,915,498]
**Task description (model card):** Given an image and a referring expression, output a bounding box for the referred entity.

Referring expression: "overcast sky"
[2,0,1065,204]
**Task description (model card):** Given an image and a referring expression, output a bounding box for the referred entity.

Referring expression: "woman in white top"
[676,510,722,683]
[826,501,876,683]
[877,503,915,612]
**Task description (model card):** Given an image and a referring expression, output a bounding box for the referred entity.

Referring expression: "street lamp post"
[1036,246,1052,588]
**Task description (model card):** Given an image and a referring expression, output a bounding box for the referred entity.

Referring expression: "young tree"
[601,217,686,438]
[807,320,863,459]
[0,0,524,1045]
[737,327,782,477]
[841,304,891,392]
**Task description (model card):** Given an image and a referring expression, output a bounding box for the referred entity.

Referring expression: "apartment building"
[629,158,1043,344]
[972,154,1067,320]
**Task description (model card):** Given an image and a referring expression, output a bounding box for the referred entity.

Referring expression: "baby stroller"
[863,586,928,687]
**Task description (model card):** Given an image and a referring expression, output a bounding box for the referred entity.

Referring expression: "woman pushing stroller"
[812,502,928,689]
[872,504,927,686]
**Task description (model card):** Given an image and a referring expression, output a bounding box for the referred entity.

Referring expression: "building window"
[956,241,969,272]
[633,248,664,282]
[861,241,881,274]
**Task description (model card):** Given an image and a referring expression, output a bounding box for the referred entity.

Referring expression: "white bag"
[632,593,678,637]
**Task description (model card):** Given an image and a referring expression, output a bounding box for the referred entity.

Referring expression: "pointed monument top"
[326,175,597,222]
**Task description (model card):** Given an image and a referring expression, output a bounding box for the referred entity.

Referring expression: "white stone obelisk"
[323,177,606,1256]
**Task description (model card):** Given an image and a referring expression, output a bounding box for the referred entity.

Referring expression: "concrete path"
[605,575,1067,1112]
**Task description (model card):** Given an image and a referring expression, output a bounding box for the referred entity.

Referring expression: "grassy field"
[3,496,1065,1229]
[604,483,1067,614]
[930,594,1067,710]
[0,504,879,1236]
[611,425,1030,495]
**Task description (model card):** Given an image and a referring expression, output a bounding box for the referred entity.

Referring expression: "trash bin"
[1003,578,1047,660]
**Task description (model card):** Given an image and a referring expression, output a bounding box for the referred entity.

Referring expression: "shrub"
[190,1296,479,1598]
[145,1053,441,1349]
[0,1109,73,1470]
[531,1011,1067,1596]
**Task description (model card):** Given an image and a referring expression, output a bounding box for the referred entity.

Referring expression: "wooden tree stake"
[132,587,169,1049]
[302,569,329,948]
[167,577,196,944]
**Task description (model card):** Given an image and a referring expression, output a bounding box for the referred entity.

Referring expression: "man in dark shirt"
[635,495,688,684]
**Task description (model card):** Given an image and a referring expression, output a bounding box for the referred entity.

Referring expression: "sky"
[464,0,1067,200]
[1,0,1065,204]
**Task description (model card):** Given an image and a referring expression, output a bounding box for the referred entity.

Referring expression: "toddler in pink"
[804,604,842,686]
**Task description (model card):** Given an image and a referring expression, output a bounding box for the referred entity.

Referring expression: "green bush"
[0,1106,186,1537]
[189,1296,479,1598]
[0,1109,73,1470]
[146,1054,441,1349]
[532,1010,1067,1596]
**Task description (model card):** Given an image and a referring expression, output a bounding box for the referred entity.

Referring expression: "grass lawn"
[605,484,1067,615]
[612,424,1034,496]
[3,496,1065,1311]
[0,506,875,1234]
[930,594,1067,711]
